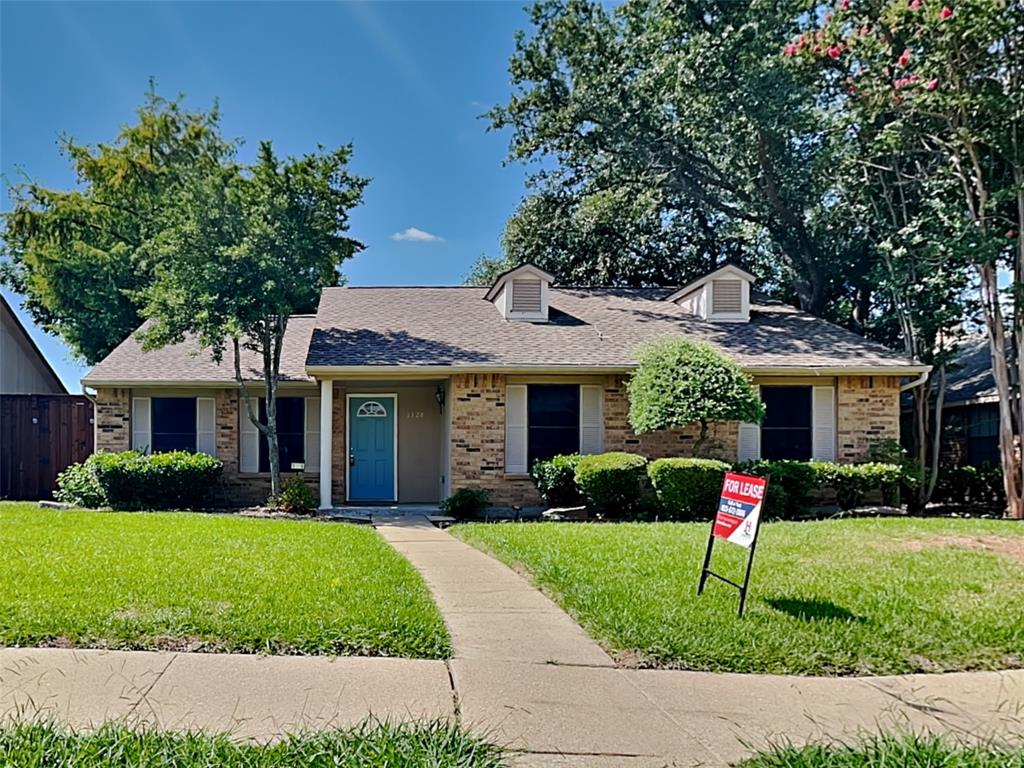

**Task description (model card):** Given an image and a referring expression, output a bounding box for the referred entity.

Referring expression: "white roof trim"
[666,264,757,303]
[483,263,555,301]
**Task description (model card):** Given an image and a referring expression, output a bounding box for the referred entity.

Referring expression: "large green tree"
[489,0,868,315]
[139,142,368,496]
[1,89,233,363]
[792,0,1022,516]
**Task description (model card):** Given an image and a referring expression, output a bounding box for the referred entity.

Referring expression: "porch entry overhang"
[316,378,450,509]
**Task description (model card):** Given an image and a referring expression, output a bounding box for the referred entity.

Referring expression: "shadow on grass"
[765,597,867,623]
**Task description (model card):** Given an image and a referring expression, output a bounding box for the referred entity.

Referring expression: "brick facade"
[836,375,901,461]
[94,387,130,452]
[602,375,739,461]
[93,386,322,507]
[93,373,902,510]
[448,374,539,506]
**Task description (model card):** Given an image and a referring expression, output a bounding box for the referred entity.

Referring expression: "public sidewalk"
[1,516,1021,767]
[374,516,1024,766]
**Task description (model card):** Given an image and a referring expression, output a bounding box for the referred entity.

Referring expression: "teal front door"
[348,396,396,501]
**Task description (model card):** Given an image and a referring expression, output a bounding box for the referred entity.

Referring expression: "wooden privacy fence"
[1,395,94,501]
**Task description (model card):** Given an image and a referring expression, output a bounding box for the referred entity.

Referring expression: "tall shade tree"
[791,0,1022,517]
[139,142,369,497]
[628,339,764,457]
[490,0,870,316]
[1,90,233,364]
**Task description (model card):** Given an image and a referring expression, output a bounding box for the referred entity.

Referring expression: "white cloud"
[391,227,444,243]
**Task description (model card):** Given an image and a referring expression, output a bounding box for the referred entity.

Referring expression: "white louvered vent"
[712,279,743,315]
[511,279,542,313]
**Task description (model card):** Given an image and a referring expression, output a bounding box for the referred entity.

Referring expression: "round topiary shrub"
[647,458,730,521]
[573,452,648,516]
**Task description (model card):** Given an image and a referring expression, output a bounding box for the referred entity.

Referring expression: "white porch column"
[319,379,333,510]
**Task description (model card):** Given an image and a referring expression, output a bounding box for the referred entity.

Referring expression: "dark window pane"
[259,397,306,473]
[151,397,196,453]
[761,386,812,461]
[527,385,579,466]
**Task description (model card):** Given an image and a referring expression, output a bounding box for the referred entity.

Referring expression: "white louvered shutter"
[505,385,528,474]
[239,398,260,473]
[812,385,837,461]
[131,397,151,453]
[196,397,216,457]
[304,397,321,473]
[737,385,761,462]
[579,385,604,454]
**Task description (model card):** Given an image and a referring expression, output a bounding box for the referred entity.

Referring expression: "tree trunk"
[979,261,1024,518]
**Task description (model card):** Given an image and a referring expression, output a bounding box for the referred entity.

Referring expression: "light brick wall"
[837,375,901,461]
[92,386,321,507]
[602,375,739,462]
[94,387,131,452]
[448,373,539,506]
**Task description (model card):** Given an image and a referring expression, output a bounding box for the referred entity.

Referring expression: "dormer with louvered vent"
[484,263,554,322]
[667,264,754,322]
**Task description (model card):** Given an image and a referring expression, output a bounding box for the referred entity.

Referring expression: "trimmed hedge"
[574,452,648,516]
[440,488,491,519]
[934,464,1004,505]
[56,450,222,510]
[734,460,818,518]
[647,458,730,521]
[530,454,584,507]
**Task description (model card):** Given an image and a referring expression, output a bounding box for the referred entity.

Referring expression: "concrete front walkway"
[373,516,1024,767]
[1,515,1021,767]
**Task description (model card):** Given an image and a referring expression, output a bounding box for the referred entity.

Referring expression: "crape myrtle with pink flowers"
[782,0,1023,517]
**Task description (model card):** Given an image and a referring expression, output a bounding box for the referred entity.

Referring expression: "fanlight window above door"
[356,401,388,418]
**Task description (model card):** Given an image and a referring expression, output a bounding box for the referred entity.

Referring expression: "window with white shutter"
[504,385,528,474]
[812,386,837,461]
[131,397,151,453]
[304,397,321,472]
[196,397,216,457]
[737,386,761,462]
[579,385,604,454]
[239,400,259,473]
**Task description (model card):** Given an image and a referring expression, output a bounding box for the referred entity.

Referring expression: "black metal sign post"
[697,474,768,617]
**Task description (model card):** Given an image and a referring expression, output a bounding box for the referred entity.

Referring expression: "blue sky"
[1,1,532,392]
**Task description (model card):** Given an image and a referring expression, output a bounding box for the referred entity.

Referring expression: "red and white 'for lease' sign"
[712,472,767,549]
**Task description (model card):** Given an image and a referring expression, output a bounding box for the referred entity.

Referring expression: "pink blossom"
[783,44,797,56]
[828,45,842,59]
[1008,230,1018,238]
[924,77,939,90]
[898,48,912,67]
[909,0,922,9]
[940,5,953,18]
[839,0,850,9]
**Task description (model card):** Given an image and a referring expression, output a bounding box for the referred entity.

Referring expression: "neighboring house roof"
[938,335,1009,407]
[82,316,316,387]
[0,293,67,394]
[306,286,923,374]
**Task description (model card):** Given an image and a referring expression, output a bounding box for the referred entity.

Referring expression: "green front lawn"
[0,503,450,658]
[739,734,1023,768]
[455,517,1024,675]
[0,721,505,768]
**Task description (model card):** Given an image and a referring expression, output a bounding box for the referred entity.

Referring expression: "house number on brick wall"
[405,411,425,420]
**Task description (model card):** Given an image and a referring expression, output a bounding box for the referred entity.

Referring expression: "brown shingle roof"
[83,316,316,386]
[306,287,920,372]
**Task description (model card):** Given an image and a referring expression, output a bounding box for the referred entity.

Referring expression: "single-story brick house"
[83,264,928,507]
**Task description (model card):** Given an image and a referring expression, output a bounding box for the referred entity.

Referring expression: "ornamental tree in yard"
[139,142,368,497]
[0,90,233,364]
[628,339,764,456]
[788,0,1023,518]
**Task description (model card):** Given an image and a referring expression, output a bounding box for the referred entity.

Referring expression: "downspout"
[900,370,930,392]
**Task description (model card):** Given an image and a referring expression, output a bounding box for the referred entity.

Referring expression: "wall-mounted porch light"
[434,385,446,413]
